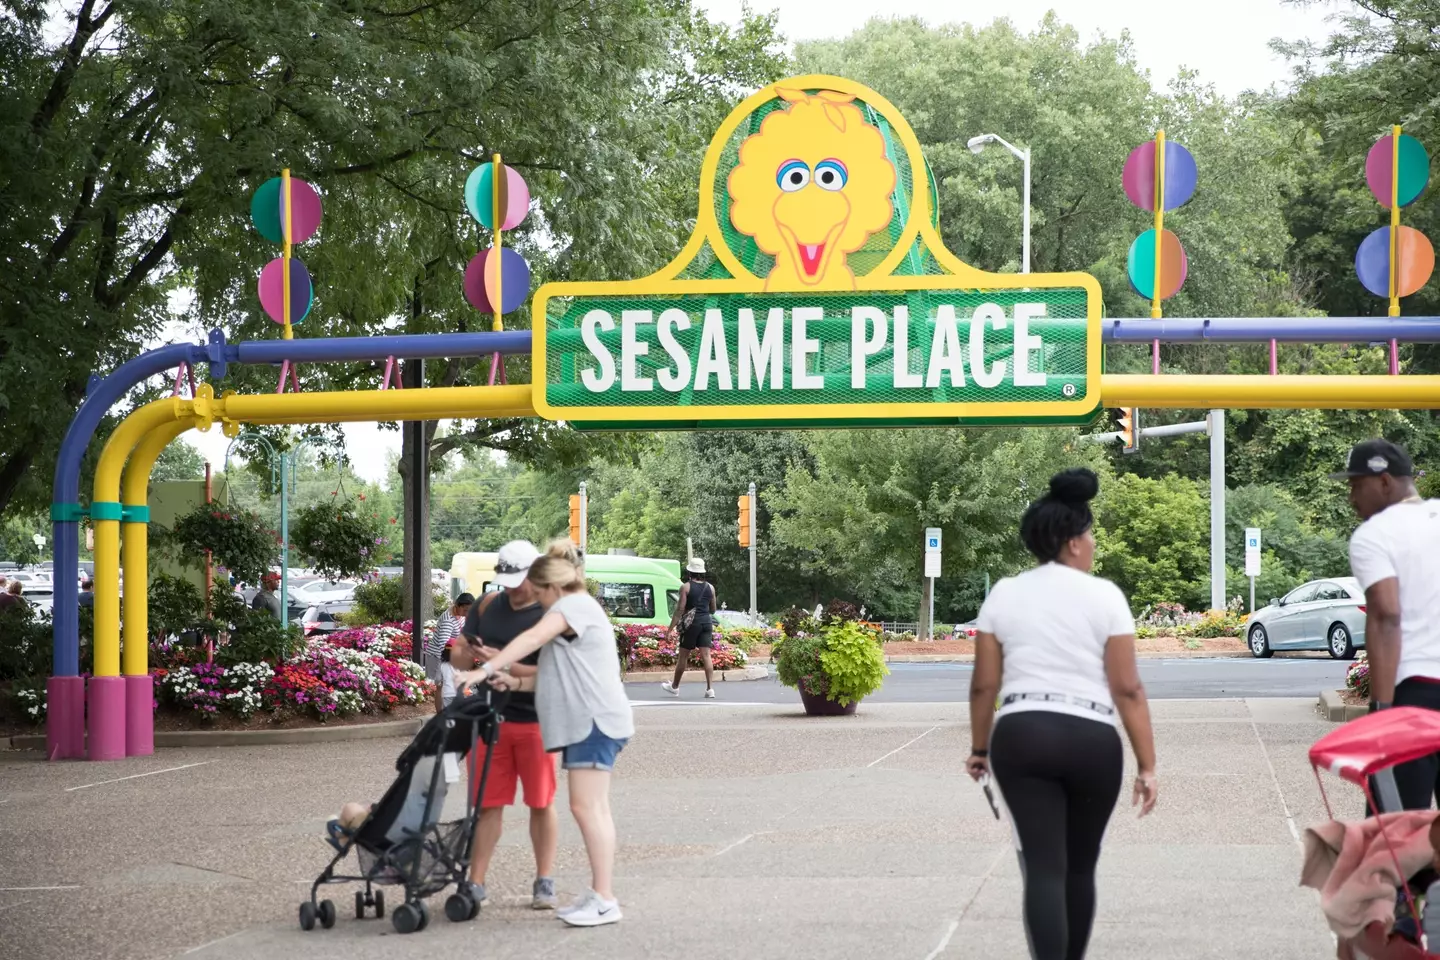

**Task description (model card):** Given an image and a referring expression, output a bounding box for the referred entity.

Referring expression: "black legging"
[991,710,1124,960]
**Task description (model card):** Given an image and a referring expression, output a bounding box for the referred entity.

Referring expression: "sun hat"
[686,557,707,575]
[493,540,540,588]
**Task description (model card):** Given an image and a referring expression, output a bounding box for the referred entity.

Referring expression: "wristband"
[480,662,494,679]
[970,749,988,758]
[1369,700,1392,713]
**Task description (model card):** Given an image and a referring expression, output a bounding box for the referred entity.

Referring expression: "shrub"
[615,624,748,671]
[816,620,889,706]
[714,626,780,651]
[780,606,821,638]
[1347,652,1370,700]
[290,495,385,581]
[1186,609,1246,639]
[351,576,446,626]
[773,631,828,696]
[149,573,207,643]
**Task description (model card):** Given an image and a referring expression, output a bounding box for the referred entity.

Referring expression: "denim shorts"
[561,722,628,772]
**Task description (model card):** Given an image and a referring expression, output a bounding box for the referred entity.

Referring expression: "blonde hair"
[526,539,586,592]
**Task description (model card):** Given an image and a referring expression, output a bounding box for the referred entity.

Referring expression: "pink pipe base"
[87,676,127,761]
[46,675,86,760]
[1151,339,1160,375]
[1391,339,1400,375]
[125,674,154,757]
[1269,339,1277,375]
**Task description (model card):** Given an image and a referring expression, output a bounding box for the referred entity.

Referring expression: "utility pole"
[1209,410,1226,611]
[747,482,757,620]
[405,357,427,666]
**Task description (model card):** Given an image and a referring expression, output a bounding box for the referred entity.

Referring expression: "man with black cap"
[1338,439,1440,762]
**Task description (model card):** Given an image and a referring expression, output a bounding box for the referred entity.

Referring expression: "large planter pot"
[799,687,859,716]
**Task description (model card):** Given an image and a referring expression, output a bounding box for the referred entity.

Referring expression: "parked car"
[714,609,766,630]
[288,578,359,606]
[954,620,978,638]
[298,601,355,638]
[1245,577,1367,659]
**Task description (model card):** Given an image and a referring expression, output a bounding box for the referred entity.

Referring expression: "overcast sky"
[185,0,1349,483]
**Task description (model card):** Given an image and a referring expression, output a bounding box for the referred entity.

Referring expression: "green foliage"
[350,576,445,626]
[166,504,279,584]
[817,621,890,707]
[1095,473,1210,611]
[152,441,206,482]
[0,512,45,566]
[780,606,822,638]
[0,602,51,683]
[290,497,385,581]
[774,618,889,706]
[148,573,208,642]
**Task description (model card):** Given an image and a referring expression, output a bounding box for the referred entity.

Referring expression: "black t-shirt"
[462,590,545,724]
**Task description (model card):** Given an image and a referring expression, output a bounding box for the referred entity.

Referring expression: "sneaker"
[532,877,557,910]
[660,681,679,697]
[560,891,621,927]
[556,890,596,919]
[704,688,716,699]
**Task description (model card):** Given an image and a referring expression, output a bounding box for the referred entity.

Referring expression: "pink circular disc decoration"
[464,247,530,315]
[277,177,322,244]
[258,257,314,324]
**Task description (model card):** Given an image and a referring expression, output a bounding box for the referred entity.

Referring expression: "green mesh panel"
[543,287,1092,428]
[674,240,734,281]
[709,93,939,281]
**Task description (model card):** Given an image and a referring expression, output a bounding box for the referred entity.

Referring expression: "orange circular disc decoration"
[1396,225,1435,297]
[1126,228,1188,301]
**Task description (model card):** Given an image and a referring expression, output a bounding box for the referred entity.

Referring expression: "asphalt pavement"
[627,656,1351,704]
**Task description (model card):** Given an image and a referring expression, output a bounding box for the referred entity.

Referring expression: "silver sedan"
[1245,577,1367,660]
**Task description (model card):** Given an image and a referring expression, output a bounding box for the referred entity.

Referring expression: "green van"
[448,552,683,626]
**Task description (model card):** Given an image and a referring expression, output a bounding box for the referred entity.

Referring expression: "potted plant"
[774,610,888,716]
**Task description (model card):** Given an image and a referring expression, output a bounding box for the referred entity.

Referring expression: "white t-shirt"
[536,592,636,751]
[975,563,1135,725]
[1348,499,1440,685]
[439,661,457,706]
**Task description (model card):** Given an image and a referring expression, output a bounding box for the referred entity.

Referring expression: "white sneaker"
[704,688,716,699]
[560,891,622,927]
[660,681,679,697]
[556,890,596,919]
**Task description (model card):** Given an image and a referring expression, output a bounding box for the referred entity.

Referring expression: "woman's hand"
[487,671,520,692]
[1133,769,1158,817]
[966,753,989,781]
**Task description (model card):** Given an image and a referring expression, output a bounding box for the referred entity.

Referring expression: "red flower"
[358,494,366,501]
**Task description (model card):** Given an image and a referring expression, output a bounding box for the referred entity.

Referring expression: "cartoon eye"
[814,159,848,191]
[777,160,810,192]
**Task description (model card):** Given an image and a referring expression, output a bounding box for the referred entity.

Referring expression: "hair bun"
[1048,467,1099,505]
[545,539,583,565]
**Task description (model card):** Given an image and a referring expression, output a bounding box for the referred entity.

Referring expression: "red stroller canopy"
[1309,707,1440,784]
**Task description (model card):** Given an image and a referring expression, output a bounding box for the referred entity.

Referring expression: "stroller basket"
[357,818,469,898]
[298,689,506,935]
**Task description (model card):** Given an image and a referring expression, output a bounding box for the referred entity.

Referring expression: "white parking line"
[868,724,940,768]
[923,920,960,960]
[65,761,213,792]
[0,885,81,892]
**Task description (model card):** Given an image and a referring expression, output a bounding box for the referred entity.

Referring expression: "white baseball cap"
[492,540,540,588]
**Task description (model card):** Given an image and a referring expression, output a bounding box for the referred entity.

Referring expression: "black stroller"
[298,688,504,934]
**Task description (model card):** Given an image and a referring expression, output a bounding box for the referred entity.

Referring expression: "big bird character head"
[727,88,897,291]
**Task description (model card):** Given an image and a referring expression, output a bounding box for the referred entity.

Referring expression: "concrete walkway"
[0,698,1352,959]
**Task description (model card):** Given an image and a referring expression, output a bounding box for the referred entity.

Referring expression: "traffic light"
[568,495,582,544]
[737,494,752,548]
[1117,408,1140,454]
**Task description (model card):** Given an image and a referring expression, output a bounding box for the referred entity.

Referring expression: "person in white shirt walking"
[1339,440,1440,784]
[967,468,1158,960]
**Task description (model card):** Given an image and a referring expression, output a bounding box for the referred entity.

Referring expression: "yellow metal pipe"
[1102,374,1440,409]
[92,398,191,676]
[216,383,534,422]
[121,418,195,676]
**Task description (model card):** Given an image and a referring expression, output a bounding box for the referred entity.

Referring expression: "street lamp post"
[967,133,1031,274]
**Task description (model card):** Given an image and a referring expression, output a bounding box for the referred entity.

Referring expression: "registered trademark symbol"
[1061,383,1076,397]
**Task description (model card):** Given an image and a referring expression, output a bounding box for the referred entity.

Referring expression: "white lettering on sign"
[738,307,784,390]
[573,302,1056,396]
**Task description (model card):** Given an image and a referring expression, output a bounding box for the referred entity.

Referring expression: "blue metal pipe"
[235,331,533,364]
[1102,317,1440,343]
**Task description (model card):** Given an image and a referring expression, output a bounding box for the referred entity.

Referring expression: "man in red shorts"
[461,540,559,909]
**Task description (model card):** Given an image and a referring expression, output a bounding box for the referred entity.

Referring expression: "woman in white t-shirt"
[453,540,635,929]
[966,468,1158,960]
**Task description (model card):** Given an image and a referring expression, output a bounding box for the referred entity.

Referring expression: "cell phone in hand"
[980,775,1000,820]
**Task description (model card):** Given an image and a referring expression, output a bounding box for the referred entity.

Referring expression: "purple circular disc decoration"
[279,177,323,244]
[464,247,530,314]
[1122,141,1198,212]
[1355,227,1392,298]
[258,257,314,324]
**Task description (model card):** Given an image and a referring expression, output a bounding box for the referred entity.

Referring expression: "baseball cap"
[492,540,540,588]
[1329,439,1415,479]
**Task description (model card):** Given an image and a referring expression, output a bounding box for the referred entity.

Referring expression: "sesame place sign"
[531,75,1102,429]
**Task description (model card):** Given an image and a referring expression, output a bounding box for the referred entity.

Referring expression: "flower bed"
[154,621,430,723]
[1346,651,1370,701]
[615,624,749,671]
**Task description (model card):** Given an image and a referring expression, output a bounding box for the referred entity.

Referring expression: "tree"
[1093,473,1210,612]
[769,428,1103,621]
[0,0,786,527]
[151,439,205,481]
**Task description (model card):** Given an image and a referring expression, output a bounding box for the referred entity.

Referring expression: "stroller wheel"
[373,890,385,919]
[317,899,336,929]
[445,892,477,923]
[298,901,317,931]
[416,901,431,931]
[355,891,366,920]
[391,903,421,934]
